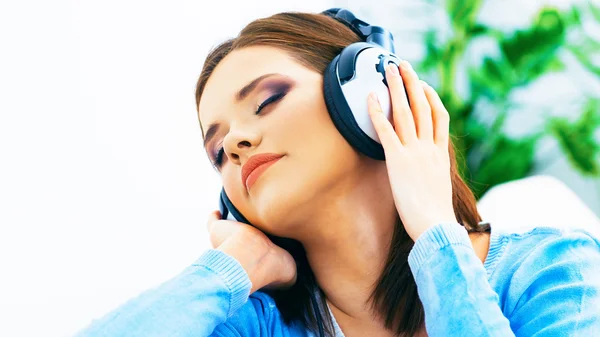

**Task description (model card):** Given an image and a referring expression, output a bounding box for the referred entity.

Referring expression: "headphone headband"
[321,8,395,53]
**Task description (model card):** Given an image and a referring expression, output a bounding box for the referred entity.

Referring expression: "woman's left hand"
[368,60,458,242]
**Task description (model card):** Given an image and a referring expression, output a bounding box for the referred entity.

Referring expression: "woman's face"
[199,45,367,238]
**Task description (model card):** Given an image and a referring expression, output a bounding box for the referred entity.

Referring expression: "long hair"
[195,11,489,337]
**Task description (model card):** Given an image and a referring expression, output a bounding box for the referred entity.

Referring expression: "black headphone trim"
[336,42,372,84]
[324,53,386,160]
[321,8,395,53]
[321,8,366,40]
[219,188,251,225]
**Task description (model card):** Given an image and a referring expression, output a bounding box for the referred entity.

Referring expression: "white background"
[1,1,598,337]
[0,1,331,336]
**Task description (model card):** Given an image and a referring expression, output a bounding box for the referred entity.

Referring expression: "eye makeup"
[255,79,293,111]
[208,76,294,169]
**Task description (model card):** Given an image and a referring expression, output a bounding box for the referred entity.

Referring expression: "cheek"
[282,94,336,139]
[282,99,359,179]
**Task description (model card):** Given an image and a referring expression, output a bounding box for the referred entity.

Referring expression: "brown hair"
[195,11,489,337]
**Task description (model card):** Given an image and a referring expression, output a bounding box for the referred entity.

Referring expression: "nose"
[222,128,261,165]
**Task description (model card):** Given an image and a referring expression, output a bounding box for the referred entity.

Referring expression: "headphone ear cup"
[323,53,386,160]
[218,188,303,251]
[219,188,251,225]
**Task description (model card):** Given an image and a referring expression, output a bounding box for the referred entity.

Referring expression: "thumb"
[206,211,244,249]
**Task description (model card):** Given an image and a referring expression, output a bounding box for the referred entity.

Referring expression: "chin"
[246,154,351,238]
[252,185,300,238]
[250,170,316,238]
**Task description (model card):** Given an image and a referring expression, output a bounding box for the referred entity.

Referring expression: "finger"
[206,211,225,248]
[206,210,220,232]
[368,92,404,152]
[422,82,450,147]
[208,219,238,248]
[399,61,434,142]
[385,63,417,145]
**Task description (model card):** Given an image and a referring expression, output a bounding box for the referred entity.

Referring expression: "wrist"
[410,217,459,242]
[217,236,272,292]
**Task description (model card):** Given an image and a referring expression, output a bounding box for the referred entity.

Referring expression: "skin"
[199,45,490,337]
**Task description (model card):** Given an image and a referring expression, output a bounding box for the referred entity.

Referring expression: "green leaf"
[463,118,488,147]
[468,57,515,100]
[564,5,583,25]
[547,99,600,176]
[568,43,600,77]
[470,134,541,197]
[419,30,443,71]
[545,57,566,72]
[499,8,565,81]
[425,1,600,197]
[445,0,484,32]
[588,1,600,22]
[467,24,488,37]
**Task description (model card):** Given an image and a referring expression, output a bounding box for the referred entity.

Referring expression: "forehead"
[198,46,308,131]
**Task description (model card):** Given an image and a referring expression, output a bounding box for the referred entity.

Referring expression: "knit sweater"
[73,223,600,336]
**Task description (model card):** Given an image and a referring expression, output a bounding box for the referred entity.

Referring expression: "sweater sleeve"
[502,229,600,336]
[72,249,253,337]
[408,223,600,337]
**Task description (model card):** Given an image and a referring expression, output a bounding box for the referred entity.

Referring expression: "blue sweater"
[73,223,600,336]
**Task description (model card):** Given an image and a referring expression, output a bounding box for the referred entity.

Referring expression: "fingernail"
[387,64,399,76]
[401,60,411,69]
[368,92,377,102]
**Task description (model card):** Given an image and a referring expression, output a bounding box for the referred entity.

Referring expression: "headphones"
[219,7,400,222]
[218,8,400,337]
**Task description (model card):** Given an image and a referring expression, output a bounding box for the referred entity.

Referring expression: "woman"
[75,9,600,337]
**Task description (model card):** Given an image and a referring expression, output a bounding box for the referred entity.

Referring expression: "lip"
[241,153,284,191]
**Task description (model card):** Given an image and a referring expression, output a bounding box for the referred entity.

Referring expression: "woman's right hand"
[206,210,297,294]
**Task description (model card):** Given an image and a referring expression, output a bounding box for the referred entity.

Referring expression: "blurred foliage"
[547,99,600,175]
[418,0,600,198]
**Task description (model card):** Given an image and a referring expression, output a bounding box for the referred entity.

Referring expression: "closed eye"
[211,91,287,169]
[255,91,286,114]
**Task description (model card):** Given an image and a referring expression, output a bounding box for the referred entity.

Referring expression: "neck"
[298,162,397,332]
[295,162,490,336]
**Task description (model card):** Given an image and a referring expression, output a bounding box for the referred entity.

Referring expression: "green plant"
[417,0,600,199]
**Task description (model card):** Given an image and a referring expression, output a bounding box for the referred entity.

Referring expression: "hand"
[367,60,458,242]
[206,211,297,293]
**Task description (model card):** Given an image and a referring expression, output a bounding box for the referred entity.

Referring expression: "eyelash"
[212,92,286,168]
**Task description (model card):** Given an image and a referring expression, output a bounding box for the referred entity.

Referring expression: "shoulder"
[494,224,599,260]
[488,224,600,278]
[218,290,309,336]
[221,291,278,328]
[247,291,280,320]
[488,224,600,321]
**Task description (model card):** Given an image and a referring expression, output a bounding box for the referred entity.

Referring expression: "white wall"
[0,1,331,336]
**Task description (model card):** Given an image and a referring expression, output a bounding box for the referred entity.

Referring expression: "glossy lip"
[241,153,284,191]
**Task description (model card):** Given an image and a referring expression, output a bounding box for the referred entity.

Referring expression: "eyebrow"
[202,73,280,149]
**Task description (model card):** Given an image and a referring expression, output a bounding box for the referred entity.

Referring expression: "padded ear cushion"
[219,188,251,225]
[219,188,304,251]
[323,54,386,160]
